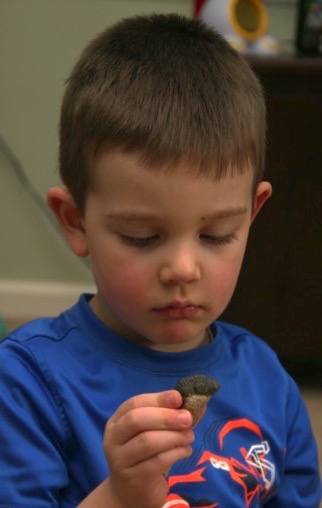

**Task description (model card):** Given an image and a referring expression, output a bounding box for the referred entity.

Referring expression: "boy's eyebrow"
[105,212,160,222]
[201,206,248,221]
[105,207,248,222]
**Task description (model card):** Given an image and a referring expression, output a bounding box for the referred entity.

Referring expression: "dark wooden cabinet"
[221,56,322,385]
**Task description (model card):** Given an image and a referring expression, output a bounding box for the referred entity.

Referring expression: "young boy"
[0,13,320,508]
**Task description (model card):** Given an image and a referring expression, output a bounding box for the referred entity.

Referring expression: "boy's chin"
[144,329,209,352]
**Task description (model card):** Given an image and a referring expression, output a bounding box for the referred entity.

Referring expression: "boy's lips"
[153,301,202,319]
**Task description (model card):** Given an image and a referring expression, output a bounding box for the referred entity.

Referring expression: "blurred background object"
[0,315,8,340]
[195,0,280,54]
[296,0,322,55]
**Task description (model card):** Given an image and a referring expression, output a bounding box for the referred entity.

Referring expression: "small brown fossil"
[175,374,220,426]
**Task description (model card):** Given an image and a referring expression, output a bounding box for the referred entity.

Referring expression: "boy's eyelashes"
[119,234,159,247]
[201,233,236,245]
[118,233,237,248]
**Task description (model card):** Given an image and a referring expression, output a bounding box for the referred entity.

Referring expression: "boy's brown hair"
[59,13,266,212]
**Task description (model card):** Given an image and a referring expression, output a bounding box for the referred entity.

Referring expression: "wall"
[0,0,298,289]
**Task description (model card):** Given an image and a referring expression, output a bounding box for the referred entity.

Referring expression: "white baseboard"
[0,279,95,320]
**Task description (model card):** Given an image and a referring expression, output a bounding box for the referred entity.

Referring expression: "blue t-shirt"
[0,294,320,507]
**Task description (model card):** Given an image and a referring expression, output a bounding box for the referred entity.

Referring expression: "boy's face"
[54,150,271,352]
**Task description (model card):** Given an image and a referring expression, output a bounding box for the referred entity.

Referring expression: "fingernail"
[165,391,181,408]
[184,430,195,442]
[179,411,192,427]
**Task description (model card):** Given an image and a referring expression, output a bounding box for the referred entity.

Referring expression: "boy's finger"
[126,443,193,479]
[123,429,194,468]
[110,406,192,445]
[110,390,182,423]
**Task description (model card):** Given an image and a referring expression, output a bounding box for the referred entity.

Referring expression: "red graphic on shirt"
[164,418,275,507]
[218,418,262,448]
[168,468,207,488]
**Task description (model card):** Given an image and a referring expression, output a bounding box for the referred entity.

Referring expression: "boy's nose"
[159,245,201,285]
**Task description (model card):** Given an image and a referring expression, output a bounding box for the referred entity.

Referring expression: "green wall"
[0,0,297,284]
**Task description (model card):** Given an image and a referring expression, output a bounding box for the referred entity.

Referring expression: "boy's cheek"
[113,261,151,290]
[208,257,244,298]
[94,258,150,301]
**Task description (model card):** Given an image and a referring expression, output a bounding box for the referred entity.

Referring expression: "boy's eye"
[119,234,159,247]
[200,233,236,245]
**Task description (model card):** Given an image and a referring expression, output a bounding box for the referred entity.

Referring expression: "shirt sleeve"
[0,339,70,507]
[265,376,321,507]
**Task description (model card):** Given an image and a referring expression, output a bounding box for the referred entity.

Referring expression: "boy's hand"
[104,390,194,508]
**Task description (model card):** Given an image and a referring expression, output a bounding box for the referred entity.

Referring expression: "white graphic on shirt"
[245,440,275,490]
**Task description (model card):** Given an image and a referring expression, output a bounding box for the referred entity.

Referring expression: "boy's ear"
[251,181,272,224]
[47,187,89,257]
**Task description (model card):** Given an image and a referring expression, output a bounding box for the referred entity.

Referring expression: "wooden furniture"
[221,56,322,385]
